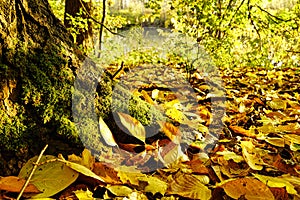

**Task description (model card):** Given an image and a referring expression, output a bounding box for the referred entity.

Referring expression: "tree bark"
[0,0,85,175]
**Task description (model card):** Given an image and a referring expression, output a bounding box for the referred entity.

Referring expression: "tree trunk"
[0,0,85,175]
[64,0,93,50]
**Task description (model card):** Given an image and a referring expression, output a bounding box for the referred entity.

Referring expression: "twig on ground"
[17,144,48,200]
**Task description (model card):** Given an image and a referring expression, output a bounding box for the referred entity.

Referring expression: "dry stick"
[17,144,49,200]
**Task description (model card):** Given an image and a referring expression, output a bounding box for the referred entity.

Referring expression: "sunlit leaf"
[168,172,211,200]
[99,116,118,147]
[219,178,274,200]
[74,189,94,200]
[117,112,146,142]
[240,141,264,170]
[138,176,168,195]
[267,98,287,110]
[216,150,244,163]
[18,155,79,198]
[229,126,256,137]
[107,185,133,197]
[158,121,181,144]
[253,174,297,195]
[61,159,105,183]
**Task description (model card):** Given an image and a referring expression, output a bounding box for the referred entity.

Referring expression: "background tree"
[64,0,93,51]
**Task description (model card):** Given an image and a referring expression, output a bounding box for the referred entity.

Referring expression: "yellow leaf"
[229,126,256,137]
[240,141,264,170]
[61,159,105,183]
[18,155,79,198]
[253,174,297,195]
[81,149,94,170]
[74,189,94,200]
[138,176,168,195]
[107,185,133,197]
[220,178,274,200]
[265,137,285,147]
[216,150,244,163]
[168,172,211,200]
[117,112,146,142]
[267,98,287,110]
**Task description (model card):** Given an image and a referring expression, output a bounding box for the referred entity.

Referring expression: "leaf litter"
[2,65,300,199]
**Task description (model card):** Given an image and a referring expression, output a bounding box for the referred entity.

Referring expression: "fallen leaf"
[0,176,40,193]
[18,155,79,198]
[99,116,118,147]
[216,150,244,163]
[93,162,122,184]
[138,176,168,195]
[253,174,297,195]
[107,185,133,197]
[117,112,146,142]
[61,159,105,183]
[168,172,211,200]
[74,189,94,200]
[219,177,274,200]
[229,126,256,137]
[158,142,188,166]
[158,121,181,144]
[240,141,265,170]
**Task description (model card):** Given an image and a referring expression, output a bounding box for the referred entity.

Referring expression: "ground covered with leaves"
[1,64,300,200]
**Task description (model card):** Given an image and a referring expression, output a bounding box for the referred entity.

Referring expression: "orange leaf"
[0,176,40,193]
[141,90,156,105]
[158,121,181,144]
[229,125,256,137]
[93,163,122,184]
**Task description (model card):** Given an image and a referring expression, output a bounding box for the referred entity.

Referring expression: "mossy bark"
[0,0,86,175]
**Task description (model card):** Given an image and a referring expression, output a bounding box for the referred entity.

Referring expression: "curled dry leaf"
[219,177,274,200]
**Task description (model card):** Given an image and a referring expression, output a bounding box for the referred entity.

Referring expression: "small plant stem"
[17,144,48,200]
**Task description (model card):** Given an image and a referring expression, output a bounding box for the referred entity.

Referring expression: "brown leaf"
[219,178,274,200]
[93,162,122,184]
[0,176,40,193]
[185,159,209,175]
[269,187,289,200]
[272,154,299,176]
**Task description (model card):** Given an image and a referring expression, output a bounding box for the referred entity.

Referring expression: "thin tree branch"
[247,0,260,38]
[78,0,124,37]
[255,4,292,22]
[227,0,246,28]
[98,0,106,58]
[17,144,48,200]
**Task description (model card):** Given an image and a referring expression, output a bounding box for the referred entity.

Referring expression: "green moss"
[0,44,81,152]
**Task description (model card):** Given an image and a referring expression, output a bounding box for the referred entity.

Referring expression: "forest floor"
[1,64,300,200]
